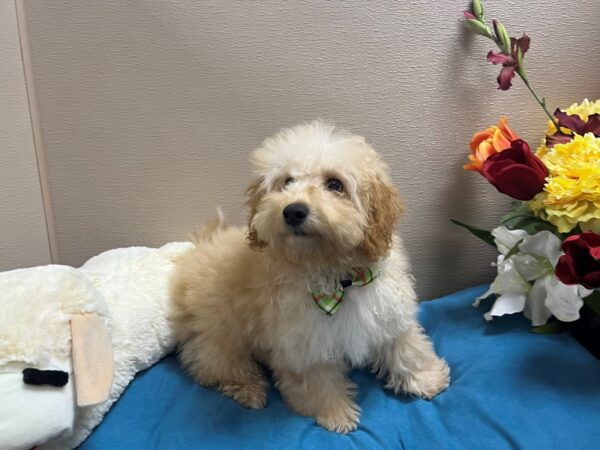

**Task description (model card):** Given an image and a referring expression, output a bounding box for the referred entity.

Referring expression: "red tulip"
[556,232,600,289]
[481,139,548,200]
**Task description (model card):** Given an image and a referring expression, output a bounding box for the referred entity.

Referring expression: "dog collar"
[310,267,377,316]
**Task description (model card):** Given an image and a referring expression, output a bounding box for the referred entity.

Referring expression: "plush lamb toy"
[0,241,192,450]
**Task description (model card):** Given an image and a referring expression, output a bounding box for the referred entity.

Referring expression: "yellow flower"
[537,98,600,160]
[564,98,600,121]
[545,98,600,135]
[529,133,600,233]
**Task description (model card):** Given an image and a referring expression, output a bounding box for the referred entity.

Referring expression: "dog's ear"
[360,175,404,261]
[246,177,268,250]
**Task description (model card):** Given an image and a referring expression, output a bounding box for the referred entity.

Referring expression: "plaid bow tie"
[310,267,377,316]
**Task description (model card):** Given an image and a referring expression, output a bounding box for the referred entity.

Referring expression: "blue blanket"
[81,286,600,449]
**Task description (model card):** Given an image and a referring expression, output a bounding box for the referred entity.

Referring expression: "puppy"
[170,120,449,433]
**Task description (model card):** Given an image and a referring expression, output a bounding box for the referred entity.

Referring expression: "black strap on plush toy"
[22,368,68,387]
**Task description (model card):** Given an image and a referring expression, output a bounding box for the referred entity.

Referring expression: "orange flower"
[464,117,518,172]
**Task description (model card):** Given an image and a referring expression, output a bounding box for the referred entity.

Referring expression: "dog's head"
[246,121,403,267]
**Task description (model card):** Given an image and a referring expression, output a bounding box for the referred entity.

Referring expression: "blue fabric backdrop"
[81,286,600,449]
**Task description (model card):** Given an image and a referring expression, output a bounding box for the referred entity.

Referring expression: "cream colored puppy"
[170,120,449,433]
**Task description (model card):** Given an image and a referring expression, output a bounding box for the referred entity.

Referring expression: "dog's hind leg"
[178,331,267,409]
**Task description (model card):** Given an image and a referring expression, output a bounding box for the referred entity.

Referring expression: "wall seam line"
[14,0,60,263]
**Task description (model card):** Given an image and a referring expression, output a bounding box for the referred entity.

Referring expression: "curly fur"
[170,120,449,433]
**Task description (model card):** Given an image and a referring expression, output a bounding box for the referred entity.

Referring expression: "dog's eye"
[283,177,294,187]
[326,178,344,192]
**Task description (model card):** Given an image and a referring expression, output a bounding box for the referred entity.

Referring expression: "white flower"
[491,226,528,256]
[476,227,592,326]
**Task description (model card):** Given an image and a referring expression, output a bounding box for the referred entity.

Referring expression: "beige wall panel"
[23,0,600,298]
[0,0,51,271]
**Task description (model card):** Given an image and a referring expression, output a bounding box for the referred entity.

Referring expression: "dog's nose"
[283,203,309,227]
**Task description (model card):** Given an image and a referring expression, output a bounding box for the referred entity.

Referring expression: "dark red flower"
[556,232,600,289]
[487,34,530,90]
[481,139,548,200]
[546,109,600,146]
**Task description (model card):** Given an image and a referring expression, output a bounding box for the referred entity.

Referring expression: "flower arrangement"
[458,0,600,333]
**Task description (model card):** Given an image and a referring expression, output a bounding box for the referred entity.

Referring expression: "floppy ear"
[246,177,268,250]
[360,175,404,261]
[70,313,113,407]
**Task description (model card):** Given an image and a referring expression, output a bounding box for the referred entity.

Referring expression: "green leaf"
[451,219,495,247]
[500,203,533,228]
[531,320,566,334]
[500,203,559,235]
[584,290,600,316]
[516,218,557,235]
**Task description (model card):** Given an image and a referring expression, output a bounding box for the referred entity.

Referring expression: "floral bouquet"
[457,0,600,339]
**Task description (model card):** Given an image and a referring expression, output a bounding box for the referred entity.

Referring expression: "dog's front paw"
[315,398,360,434]
[387,357,450,400]
[220,381,267,409]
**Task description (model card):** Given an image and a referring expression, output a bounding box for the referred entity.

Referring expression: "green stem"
[518,73,562,132]
[483,27,563,133]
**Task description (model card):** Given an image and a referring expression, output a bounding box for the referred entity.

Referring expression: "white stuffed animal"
[0,241,192,450]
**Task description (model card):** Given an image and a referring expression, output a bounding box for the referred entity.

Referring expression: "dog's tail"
[189,207,228,244]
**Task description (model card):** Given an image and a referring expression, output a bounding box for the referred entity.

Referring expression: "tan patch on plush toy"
[71,313,113,407]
